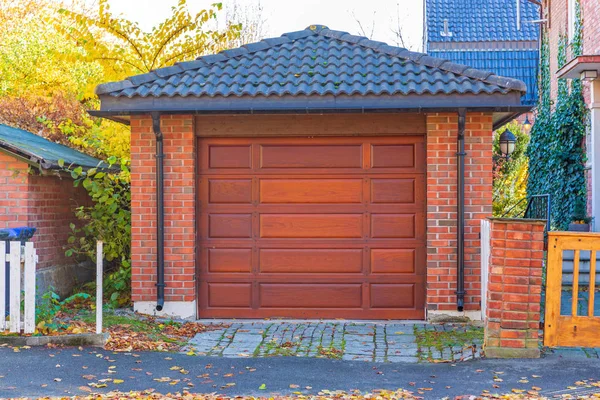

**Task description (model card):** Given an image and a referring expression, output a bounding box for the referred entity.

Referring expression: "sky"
[106,0,425,51]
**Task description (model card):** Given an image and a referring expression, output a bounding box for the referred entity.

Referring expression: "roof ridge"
[95,24,526,96]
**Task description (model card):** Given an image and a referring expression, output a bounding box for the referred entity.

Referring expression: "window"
[568,0,576,42]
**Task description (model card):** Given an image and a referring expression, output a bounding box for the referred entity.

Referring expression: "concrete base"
[134,301,197,319]
[485,347,540,359]
[0,333,107,347]
[427,310,482,322]
[36,261,95,299]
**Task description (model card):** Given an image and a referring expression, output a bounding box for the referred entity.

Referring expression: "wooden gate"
[544,232,600,347]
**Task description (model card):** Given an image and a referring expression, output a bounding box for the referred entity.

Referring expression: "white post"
[480,220,491,321]
[9,242,20,333]
[0,241,5,331]
[96,241,103,334]
[591,79,600,231]
[23,242,35,334]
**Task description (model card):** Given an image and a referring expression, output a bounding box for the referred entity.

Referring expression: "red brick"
[426,113,493,311]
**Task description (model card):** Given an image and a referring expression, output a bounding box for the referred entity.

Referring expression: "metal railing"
[501,194,552,234]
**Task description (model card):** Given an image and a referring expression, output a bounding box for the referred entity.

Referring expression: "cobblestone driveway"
[183,321,483,363]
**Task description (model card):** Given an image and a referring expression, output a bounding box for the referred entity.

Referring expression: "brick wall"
[484,218,546,358]
[130,115,196,305]
[425,112,494,313]
[0,151,89,270]
[0,152,29,226]
[27,174,89,269]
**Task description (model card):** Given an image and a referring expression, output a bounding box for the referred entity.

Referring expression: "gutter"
[151,112,166,312]
[456,109,466,312]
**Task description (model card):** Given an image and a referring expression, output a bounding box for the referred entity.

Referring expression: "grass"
[414,325,483,362]
[76,312,189,348]
[263,339,299,356]
[79,313,158,332]
[317,343,343,359]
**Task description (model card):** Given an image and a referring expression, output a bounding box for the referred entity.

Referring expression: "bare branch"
[351,10,376,39]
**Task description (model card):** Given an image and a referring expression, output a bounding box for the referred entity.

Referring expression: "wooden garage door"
[197,136,426,319]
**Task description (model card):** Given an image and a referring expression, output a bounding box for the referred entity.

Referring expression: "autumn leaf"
[259,383,267,390]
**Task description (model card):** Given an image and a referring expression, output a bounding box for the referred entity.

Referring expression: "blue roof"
[428,49,538,105]
[426,0,540,42]
[96,25,527,102]
[0,123,107,171]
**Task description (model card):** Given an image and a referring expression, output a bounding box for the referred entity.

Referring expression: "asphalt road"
[0,346,599,399]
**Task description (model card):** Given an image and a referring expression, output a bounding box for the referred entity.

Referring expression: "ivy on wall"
[526,0,588,230]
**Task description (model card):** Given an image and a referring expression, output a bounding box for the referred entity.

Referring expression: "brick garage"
[0,124,101,297]
[94,25,530,320]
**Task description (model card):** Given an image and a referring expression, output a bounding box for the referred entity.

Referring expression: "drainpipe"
[456,109,466,312]
[151,112,165,312]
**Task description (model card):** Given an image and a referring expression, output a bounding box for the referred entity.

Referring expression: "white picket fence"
[480,219,491,320]
[0,241,37,334]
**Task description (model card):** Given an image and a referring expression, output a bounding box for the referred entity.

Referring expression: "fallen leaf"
[290,384,300,389]
[259,383,267,390]
[78,386,92,393]
[54,378,62,382]
[113,379,124,384]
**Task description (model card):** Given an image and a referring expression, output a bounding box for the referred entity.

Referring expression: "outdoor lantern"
[499,130,517,159]
[523,115,531,130]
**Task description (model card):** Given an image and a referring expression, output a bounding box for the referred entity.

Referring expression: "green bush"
[63,156,131,307]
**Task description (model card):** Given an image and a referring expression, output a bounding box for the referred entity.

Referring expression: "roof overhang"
[557,55,600,80]
[90,92,530,130]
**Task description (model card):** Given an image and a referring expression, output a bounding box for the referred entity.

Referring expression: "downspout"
[456,109,466,312]
[151,112,165,311]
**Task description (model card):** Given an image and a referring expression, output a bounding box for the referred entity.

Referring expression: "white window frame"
[568,0,576,42]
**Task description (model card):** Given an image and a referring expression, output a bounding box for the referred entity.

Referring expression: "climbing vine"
[526,0,588,230]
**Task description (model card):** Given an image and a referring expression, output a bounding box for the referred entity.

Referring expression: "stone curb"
[484,346,540,359]
[0,333,108,347]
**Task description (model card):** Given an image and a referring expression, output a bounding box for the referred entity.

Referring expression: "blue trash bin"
[2,227,36,317]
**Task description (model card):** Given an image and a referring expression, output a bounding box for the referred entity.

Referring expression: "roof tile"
[95,25,527,100]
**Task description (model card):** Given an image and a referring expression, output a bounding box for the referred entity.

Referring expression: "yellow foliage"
[54,0,241,88]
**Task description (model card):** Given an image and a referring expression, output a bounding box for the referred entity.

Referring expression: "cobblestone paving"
[183,321,483,363]
[414,324,483,362]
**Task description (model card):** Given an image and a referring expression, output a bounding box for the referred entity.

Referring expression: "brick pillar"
[484,218,546,358]
[130,114,196,318]
[425,112,493,318]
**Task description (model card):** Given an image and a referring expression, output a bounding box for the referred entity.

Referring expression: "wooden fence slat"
[0,241,5,331]
[544,236,562,346]
[9,242,20,333]
[590,250,597,318]
[23,242,35,334]
[572,249,580,317]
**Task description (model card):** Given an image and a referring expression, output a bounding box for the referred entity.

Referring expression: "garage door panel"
[371,214,415,238]
[208,145,252,169]
[208,214,253,238]
[370,284,415,308]
[371,178,416,204]
[259,284,362,308]
[259,249,363,273]
[371,249,416,274]
[371,144,415,169]
[208,179,253,204]
[207,248,252,273]
[208,283,252,307]
[260,214,363,238]
[260,144,362,169]
[260,179,363,204]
